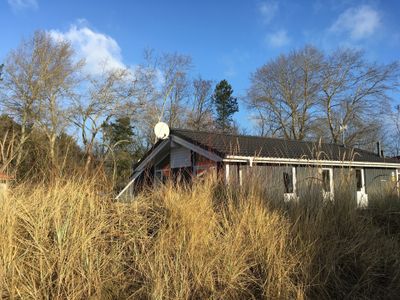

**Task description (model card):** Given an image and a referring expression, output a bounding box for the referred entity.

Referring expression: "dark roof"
[171,128,399,164]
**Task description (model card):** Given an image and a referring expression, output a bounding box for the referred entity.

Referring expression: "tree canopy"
[247,45,399,149]
[212,79,239,133]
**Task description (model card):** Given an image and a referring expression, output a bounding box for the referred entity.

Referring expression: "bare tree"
[0,32,60,170]
[0,129,19,174]
[158,52,192,128]
[71,66,133,171]
[250,109,277,137]
[32,32,83,168]
[385,105,400,156]
[319,48,399,147]
[134,50,192,145]
[1,32,83,170]
[129,50,164,147]
[247,46,323,140]
[248,46,399,148]
[1,41,38,169]
[186,76,214,130]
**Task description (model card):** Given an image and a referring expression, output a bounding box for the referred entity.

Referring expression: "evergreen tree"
[102,117,137,190]
[103,117,134,148]
[212,79,238,132]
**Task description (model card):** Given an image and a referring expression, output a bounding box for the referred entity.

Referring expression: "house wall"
[227,163,294,199]
[118,135,400,202]
[365,168,396,197]
[170,146,191,168]
[333,167,357,197]
[225,163,397,201]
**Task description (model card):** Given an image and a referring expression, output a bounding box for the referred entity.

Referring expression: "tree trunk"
[84,144,93,173]
[49,133,57,169]
[15,111,28,172]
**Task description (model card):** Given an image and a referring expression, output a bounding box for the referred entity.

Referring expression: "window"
[321,169,331,193]
[356,169,362,191]
[154,154,170,183]
[283,167,295,194]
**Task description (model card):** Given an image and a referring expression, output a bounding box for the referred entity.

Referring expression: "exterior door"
[356,168,368,208]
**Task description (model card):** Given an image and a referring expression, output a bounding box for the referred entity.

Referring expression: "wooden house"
[117,129,400,207]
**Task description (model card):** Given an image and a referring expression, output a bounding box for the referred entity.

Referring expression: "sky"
[1,0,400,131]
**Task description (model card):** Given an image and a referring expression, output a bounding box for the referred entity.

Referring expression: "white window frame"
[283,167,298,203]
[321,167,334,201]
[237,164,243,186]
[355,168,368,208]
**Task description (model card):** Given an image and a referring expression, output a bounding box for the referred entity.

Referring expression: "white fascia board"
[170,135,223,162]
[115,170,141,199]
[115,138,170,200]
[224,155,400,168]
[135,139,170,172]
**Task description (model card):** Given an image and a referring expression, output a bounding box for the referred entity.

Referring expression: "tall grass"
[1,175,399,299]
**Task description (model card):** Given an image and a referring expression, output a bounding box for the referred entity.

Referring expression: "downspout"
[224,164,230,184]
[248,157,253,167]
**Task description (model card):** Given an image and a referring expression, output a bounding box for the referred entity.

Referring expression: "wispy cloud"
[8,0,38,11]
[221,50,250,78]
[266,29,290,47]
[258,1,279,24]
[49,22,126,75]
[330,5,381,40]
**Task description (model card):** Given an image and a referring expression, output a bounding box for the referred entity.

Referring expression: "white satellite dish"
[154,122,170,140]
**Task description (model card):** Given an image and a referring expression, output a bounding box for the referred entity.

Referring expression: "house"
[116,128,400,206]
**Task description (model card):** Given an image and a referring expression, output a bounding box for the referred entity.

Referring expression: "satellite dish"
[154,122,170,140]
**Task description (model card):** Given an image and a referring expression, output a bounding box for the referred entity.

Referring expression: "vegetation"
[1,30,400,299]
[212,79,239,133]
[0,175,399,299]
[0,31,399,185]
[247,46,399,150]
[102,116,142,190]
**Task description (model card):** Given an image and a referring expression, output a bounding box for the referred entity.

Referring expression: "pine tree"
[102,117,136,190]
[103,117,133,148]
[212,79,238,132]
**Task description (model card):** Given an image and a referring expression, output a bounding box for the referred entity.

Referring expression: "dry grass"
[1,175,400,299]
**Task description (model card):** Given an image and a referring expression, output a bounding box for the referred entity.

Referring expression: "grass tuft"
[1,176,399,299]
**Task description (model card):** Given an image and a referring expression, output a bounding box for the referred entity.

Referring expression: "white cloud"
[259,1,279,24]
[221,50,250,78]
[330,5,381,40]
[49,23,126,75]
[8,0,38,11]
[266,29,290,47]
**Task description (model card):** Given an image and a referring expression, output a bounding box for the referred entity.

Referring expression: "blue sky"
[1,0,400,129]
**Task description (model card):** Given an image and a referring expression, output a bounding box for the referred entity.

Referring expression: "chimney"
[377,141,383,157]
